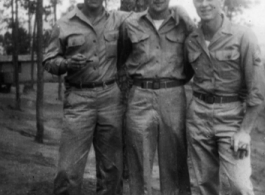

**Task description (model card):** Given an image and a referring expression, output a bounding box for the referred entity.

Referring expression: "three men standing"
[43,0,130,194]
[185,0,264,195]
[43,0,264,194]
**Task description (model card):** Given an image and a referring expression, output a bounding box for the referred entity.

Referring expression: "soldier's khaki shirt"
[122,9,194,80]
[185,15,265,106]
[43,4,130,84]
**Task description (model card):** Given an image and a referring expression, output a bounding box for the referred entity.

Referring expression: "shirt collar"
[140,9,177,25]
[67,4,109,20]
[190,13,233,37]
[220,14,233,35]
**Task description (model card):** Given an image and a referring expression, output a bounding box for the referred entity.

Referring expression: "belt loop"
[220,96,223,104]
[80,81,83,89]
[103,81,106,89]
[147,81,151,88]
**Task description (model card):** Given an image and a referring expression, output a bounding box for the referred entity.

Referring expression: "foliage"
[223,0,259,20]
[3,26,30,55]
[0,0,60,55]
[1,26,50,55]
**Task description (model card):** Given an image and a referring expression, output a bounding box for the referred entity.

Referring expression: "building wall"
[0,61,59,84]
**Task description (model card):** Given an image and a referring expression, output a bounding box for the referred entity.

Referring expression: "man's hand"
[231,131,251,159]
[170,5,196,34]
[63,53,92,71]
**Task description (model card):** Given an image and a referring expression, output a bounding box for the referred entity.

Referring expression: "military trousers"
[54,83,123,195]
[126,85,190,195]
[186,97,254,195]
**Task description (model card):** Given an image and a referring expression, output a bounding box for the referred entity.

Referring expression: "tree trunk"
[53,0,63,101]
[13,0,20,110]
[28,2,35,89]
[35,0,44,143]
[31,15,37,88]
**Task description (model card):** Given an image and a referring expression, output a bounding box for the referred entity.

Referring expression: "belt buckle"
[152,80,160,89]
[205,95,215,104]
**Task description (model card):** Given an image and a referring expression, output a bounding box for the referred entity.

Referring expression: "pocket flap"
[130,33,150,43]
[215,50,240,61]
[166,33,184,43]
[68,35,85,47]
[104,31,119,42]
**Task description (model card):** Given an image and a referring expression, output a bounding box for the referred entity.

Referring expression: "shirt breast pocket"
[130,33,150,64]
[166,32,185,65]
[104,31,119,58]
[215,50,240,61]
[66,34,85,54]
[166,32,184,51]
[215,50,240,79]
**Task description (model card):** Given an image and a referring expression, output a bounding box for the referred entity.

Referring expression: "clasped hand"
[231,131,251,159]
[65,54,92,71]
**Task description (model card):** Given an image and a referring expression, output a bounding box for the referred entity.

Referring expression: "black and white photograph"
[0,0,264,194]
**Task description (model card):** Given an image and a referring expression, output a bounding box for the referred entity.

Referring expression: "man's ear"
[220,0,225,8]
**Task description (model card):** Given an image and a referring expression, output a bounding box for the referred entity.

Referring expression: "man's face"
[84,0,104,10]
[193,0,224,21]
[149,0,170,13]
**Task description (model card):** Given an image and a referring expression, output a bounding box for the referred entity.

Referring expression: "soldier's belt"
[193,92,240,104]
[133,79,184,90]
[68,79,115,89]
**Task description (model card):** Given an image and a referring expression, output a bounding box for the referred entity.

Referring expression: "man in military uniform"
[43,0,130,194]
[119,0,195,194]
[185,0,265,194]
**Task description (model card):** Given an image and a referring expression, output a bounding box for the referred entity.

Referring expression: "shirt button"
[93,40,96,43]
[94,54,97,56]
[156,46,159,49]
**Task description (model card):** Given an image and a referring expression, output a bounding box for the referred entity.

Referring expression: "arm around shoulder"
[170,5,196,34]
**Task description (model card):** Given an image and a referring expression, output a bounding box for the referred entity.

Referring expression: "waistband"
[133,78,184,90]
[67,79,115,89]
[193,91,240,104]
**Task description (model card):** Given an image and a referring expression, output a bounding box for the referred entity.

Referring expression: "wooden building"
[0,55,57,92]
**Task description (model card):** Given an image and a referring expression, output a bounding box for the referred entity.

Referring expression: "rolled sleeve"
[43,24,66,75]
[110,10,132,29]
[241,29,265,106]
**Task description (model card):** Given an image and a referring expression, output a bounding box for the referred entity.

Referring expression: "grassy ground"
[0,83,264,195]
